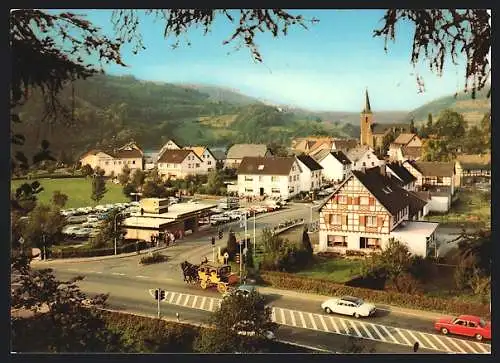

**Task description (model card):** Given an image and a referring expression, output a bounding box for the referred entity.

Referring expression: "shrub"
[140,252,167,265]
[260,271,491,318]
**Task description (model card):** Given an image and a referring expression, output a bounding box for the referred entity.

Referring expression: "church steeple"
[363,88,372,114]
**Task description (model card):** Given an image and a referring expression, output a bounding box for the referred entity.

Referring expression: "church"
[359,90,411,150]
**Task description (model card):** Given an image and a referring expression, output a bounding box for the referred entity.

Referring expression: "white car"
[321,296,376,318]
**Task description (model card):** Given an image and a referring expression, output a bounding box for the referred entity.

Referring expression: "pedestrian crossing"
[160,289,491,354]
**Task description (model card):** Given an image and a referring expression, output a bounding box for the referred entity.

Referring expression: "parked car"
[87,215,99,223]
[169,197,179,204]
[254,206,268,213]
[210,214,231,226]
[321,296,376,318]
[73,227,93,238]
[66,215,87,224]
[434,315,491,341]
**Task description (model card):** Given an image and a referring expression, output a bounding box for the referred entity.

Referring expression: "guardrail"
[272,219,305,235]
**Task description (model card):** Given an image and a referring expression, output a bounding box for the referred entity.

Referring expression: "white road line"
[192,295,198,309]
[168,292,175,304]
[280,308,286,325]
[473,342,490,354]
[135,275,148,278]
[395,328,412,346]
[182,295,190,307]
[339,319,350,334]
[418,332,438,351]
[458,338,478,353]
[348,320,362,338]
[200,296,207,310]
[298,311,307,328]
[359,322,374,339]
[164,291,171,302]
[444,336,467,353]
[289,309,297,326]
[406,330,425,348]
[88,270,96,273]
[318,314,329,332]
[381,326,399,344]
[431,334,453,352]
[328,317,340,334]
[370,324,386,341]
[68,269,78,272]
[175,294,182,305]
[96,271,102,274]
[209,298,215,312]
[308,313,318,330]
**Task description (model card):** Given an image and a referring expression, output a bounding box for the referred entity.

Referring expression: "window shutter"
[347,197,352,205]
[359,215,365,226]
[342,215,348,225]
[377,217,384,227]
[369,197,375,206]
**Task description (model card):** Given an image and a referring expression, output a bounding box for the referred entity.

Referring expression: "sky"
[67,9,471,112]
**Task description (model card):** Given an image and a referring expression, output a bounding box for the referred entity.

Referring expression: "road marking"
[68,269,78,272]
[406,330,425,349]
[444,336,467,353]
[307,313,318,330]
[289,309,297,327]
[395,328,412,346]
[381,326,398,344]
[419,332,438,351]
[168,292,175,304]
[280,308,286,325]
[96,271,102,274]
[473,342,489,354]
[328,317,340,334]
[111,272,125,276]
[182,295,190,307]
[175,294,182,305]
[200,297,207,310]
[370,324,386,341]
[348,320,362,338]
[431,334,453,352]
[459,338,477,353]
[209,298,214,312]
[298,311,307,328]
[135,275,148,278]
[318,314,329,332]
[88,270,96,273]
[192,295,198,309]
[339,319,350,334]
[359,322,374,339]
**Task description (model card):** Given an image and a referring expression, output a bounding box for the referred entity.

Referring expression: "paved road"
[43,269,490,354]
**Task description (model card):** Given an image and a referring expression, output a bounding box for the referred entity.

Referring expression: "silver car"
[321,296,376,318]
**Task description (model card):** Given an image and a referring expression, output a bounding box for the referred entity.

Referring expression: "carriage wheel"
[200,280,208,289]
[217,283,228,294]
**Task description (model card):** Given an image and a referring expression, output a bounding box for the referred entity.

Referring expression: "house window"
[327,235,347,247]
[132,160,135,164]
[196,163,200,168]
[338,195,348,204]
[329,214,341,225]
[105,161,109,165]
[360,196,369,205]
[245,176,253,181]
[360,237,381,249]
[208,161,211,165]
[271,176,278,182]
[271,188,280,194]
[371,162,375,166]
[362,162,366,167]
[436,176,443,184]
[366,216,377,227]
[245,188,253,193]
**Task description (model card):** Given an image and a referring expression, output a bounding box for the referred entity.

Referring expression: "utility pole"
[239,240,243,279]
[253,210,256,259]
[244,212,248,251]
[157,289,161,318]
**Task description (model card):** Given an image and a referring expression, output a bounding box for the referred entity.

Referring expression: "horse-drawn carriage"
[180,260,240,294]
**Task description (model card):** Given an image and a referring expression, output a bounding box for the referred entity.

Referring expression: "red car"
[435,315,491,341]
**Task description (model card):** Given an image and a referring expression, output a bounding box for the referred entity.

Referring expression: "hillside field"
[11,178,128,209]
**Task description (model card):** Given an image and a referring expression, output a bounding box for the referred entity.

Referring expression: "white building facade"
[296,154,323,193]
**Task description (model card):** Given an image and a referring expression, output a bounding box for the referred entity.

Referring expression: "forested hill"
[13,74,358,162]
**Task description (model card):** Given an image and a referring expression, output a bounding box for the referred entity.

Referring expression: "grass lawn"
[296,256,363,284]
[11,178,128,209]
[425,189,491,226]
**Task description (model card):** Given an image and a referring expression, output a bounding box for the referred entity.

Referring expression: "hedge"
[50,241,150,259]
[260,271,491,319]
[12,174,85,180]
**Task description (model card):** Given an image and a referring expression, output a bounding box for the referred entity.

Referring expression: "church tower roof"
[362,89,372,114]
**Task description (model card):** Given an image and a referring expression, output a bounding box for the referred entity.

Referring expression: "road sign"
[223,252,229,259]
[18,237,25,245]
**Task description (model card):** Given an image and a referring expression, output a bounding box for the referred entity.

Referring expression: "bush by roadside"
[140,252,167,265]
[260,271,491,319]
[50,240,150,259]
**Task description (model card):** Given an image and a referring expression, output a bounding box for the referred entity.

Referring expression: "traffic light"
[211,236,215,245]
[235,253,240,264]
[154,289,159,300]
[218,230,223,239]
[160,290,166,301]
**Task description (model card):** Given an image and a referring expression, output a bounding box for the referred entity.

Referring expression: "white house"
[296,154,323,193]
[79,142,143,177]
[237,156,301,200]
[317,166,436,257]
[346,145,384,170]
[312,149,352,182]
[157,149,204,180]
[157,139,181,162]
[226,144,271,169]
[183,146,217,174]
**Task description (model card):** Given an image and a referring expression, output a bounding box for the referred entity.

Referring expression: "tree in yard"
[409,118,416,134]
[194,290,278,353]
[267,142,290,157]
[11,180,43,215]
[81,164,94,178]
[10,255,118,352]
[131,169,146,189]
[51,190,68,209]
[226,231,238,260]
[118,164,131,185]
[206,169,225,195]
[432,109,467,142]
[301,227,313,257]
[463,125,487,154]
[142,180,167,198]
[480,111,491,149]
[91,173,108,205]
[20,204,66,260]
[122,183,137,201]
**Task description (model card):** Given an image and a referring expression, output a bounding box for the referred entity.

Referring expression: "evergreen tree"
[301,227,313,257]
[91,174,107,205]
[226,231,238,260]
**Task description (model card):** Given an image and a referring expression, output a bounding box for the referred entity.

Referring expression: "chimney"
[360,166,366,173]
